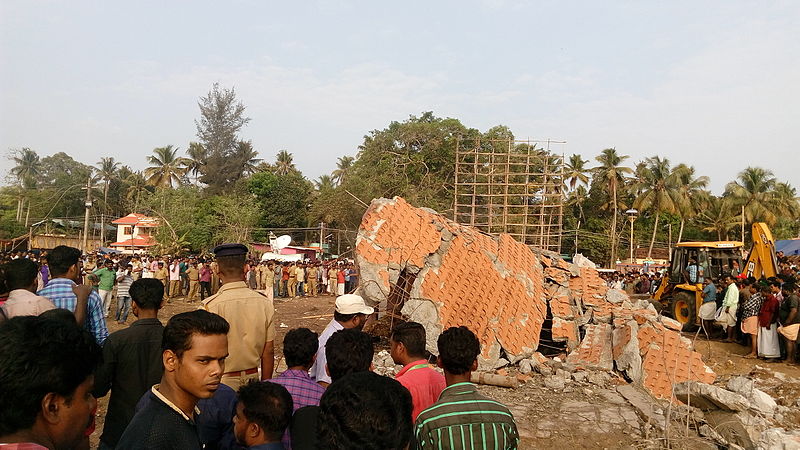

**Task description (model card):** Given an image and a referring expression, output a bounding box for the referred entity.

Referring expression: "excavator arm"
[744,222,778,279]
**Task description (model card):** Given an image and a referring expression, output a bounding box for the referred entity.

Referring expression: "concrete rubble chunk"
[756,428,800,450]
[727,376,778,416]
[612,320,643,383]
[673,381,749,412]
[567,323,614,371]
[605,288,628,304]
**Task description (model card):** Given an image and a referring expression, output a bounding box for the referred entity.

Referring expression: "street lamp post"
[625,209,638,264]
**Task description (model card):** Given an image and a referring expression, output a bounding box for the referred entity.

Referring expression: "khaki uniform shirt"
[295,267,305,282]
[186,267,199,282]
[263,267,275,287]
[307,266,317,279]
[154,268,168,282]
[201,281,275,372]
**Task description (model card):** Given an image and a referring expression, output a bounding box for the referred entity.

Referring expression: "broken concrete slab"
[567,323,614,371]
[674,381,750,411]
[612,320,643,383]
[727,376,778,417]
[616,384,667,429]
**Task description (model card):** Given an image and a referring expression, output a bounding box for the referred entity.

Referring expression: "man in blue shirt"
[38,245,109,345]
[700,278,718,337]
[233,381,293,450]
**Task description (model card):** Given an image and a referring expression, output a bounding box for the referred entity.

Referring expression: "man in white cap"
[309,293,374,387]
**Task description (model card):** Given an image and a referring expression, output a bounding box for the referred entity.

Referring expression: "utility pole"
[81,174,93,254]
[319,221,325,259]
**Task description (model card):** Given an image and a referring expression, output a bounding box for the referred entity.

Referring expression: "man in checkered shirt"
[38,245,109,345]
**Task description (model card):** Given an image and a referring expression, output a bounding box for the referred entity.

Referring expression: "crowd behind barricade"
[0,245,520,450]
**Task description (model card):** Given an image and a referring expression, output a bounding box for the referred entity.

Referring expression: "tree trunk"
[648,212,660,259]
[101,182,109,244]
[677,219,685,243]
[609,183,618,267]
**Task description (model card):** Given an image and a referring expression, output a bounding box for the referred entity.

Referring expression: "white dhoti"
[757,323,781,358]
[699,302,717,320]
[715,304,738,329]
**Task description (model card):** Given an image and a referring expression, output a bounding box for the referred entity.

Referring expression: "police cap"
[212,243,248,257]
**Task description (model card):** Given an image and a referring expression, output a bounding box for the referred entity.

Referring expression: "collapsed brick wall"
[356,197,716,400]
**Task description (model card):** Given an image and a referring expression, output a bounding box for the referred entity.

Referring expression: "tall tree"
[274,150,295,176]
[10,148,41,221]
[673,164,710,243]
[315,175,335,191]
[195,83,251,192]
[697,197,738,240]
[125,171,150,212]
[631,156,683,258]
[564,154,589,191]
[185,142,207,185]
[331,156,354,186]
[144,145,189,189]
[232,140,262,176]
[724,167,778,230]
[592,148,632,266]
[95,157,120,244]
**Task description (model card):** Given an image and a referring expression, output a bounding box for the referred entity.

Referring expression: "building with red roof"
[109,213,159,254]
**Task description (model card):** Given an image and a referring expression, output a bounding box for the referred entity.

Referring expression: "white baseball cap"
[335,294,374,315]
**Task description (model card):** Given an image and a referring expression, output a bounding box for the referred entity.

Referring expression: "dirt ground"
[90,292,800,449]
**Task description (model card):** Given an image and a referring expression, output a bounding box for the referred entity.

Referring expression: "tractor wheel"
[670,291,698,331]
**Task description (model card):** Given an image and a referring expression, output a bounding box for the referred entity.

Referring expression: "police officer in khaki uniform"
[202,244,276,390]
[186,260,200,302]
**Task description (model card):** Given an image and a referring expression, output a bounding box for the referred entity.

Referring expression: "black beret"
[212,243,248,257]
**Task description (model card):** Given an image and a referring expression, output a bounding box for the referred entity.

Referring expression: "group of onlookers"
[0,245,519,449]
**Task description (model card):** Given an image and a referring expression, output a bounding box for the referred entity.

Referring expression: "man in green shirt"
[94,259,117,318]
[717,275,739,342]
[414,326,518,449]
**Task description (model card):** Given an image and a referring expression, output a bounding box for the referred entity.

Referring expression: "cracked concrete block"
[612,320,643,383]
[727,377,777,416]
[673,381,750,411]
[606,289,628,304]
[567,323,614,371]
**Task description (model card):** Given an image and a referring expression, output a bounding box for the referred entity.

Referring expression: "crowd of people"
[0,244,520,450]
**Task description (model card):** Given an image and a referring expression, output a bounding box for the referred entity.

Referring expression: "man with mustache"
[117,310,229,450]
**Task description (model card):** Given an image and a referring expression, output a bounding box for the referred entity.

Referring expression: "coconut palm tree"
[697,197,739,240]
[185,142,207,185]
[315,174,335,191]
[564,154,590,191]
[11,148,41,221]
[592,148,632,266]
[144,145,190,188]
[331,156,354,185]
[631,157,683,258]
[673,164,710,243]
[232,140,262,176]
[724,167,778,228]
[95,157,120,244]
[773,182,800,221]
[125,171,150,212]
[274,150,295,176]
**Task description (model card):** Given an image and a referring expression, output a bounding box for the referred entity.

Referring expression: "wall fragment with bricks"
[356,196,716,400]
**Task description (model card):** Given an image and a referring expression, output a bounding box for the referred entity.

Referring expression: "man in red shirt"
[390,321,446,421]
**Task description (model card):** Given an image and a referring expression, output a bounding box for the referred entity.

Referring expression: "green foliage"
[248,170,312,229]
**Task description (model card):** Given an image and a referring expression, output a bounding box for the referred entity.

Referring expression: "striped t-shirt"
[414,382,519,449]
[116,271,133,298]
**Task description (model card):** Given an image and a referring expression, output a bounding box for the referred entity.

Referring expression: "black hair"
[437,326,480,375]
[216,254,246,277]
[317,371,412,450]
[129,278,164,310]
[47,245,81,277]
[0,316,102,436]
[282,328,318,368]
[333,311,361,323]
[783,282,797,292]
[39,308,78,324]
[3,258,39,290]
[390,321,427,358]
[162,310,230,358]
[237,380,293,441]
[325,329,374,382]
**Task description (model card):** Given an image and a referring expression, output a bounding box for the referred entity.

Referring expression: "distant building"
[109,213,159,254]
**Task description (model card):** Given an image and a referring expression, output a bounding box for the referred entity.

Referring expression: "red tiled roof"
[112,213,160,227]
[109,237,156,247]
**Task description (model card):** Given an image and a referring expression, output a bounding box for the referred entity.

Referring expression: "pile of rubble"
[355,196,714,400]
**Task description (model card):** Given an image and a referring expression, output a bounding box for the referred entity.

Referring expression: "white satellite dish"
[273,235,292,251]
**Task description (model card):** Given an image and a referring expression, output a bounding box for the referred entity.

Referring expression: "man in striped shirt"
[414,326,519,450]
[38,245,109,345]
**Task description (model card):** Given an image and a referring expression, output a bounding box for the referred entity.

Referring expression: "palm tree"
[592,148,632,266]
[315,175,335,191]
[697,197,739,240]
[564,154,589,191]
[724,167,778,229]
[11,148,41,221]
[673,164,710,243]
[773,182,800,222]
[233,141,262,176]
[144,145,190,188]
[125,171,150,212]
[631,157,683,258]
[95,157,120,244]
[274,150,295,176]
[331,156,354,185]
[185,142,207,185]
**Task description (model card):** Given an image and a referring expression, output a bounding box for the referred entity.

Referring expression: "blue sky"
[2,1,798,193]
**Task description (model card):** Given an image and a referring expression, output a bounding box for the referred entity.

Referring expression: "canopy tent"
[776,239,800,256]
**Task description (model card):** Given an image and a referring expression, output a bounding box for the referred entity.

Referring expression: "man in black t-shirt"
[117,310,230,450]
